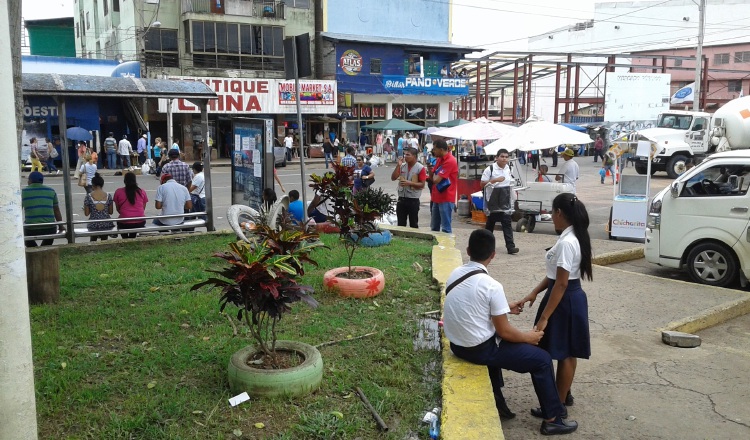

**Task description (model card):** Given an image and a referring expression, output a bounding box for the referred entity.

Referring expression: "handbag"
[77,170,87,187]
[49,146,59,158]
[433,164,451,193]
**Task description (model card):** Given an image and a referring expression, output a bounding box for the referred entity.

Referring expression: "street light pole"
[693,0,706,111]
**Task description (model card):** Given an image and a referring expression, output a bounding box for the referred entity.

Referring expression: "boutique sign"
[159,77,337,114]
[382,75,468,96]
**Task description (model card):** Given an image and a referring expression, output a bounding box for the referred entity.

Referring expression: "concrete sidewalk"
[435,213,750,439]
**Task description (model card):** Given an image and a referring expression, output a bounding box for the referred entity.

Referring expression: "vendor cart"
[607,140,653,240]
[514,178,576,233]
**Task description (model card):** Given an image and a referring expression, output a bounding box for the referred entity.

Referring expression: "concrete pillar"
[0,0,40,436]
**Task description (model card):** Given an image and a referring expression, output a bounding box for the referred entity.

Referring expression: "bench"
[72,214,208,238]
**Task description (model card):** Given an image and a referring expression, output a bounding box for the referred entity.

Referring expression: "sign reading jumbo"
[159,77,337,114]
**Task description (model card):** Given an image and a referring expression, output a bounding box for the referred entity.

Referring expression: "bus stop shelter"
[22,73,218,241]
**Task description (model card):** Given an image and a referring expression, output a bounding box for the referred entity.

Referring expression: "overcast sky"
[26,0,596,51]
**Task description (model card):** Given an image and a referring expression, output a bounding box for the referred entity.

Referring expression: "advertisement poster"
[232,121,265,208]
[611,201,648,239]
[160,77,337,114]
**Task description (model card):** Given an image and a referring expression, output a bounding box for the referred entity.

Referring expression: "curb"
[592,247,644,266]
[383,225,505,439]
[662,293,750,334]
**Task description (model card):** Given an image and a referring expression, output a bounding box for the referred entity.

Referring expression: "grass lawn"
[32,233,441,439]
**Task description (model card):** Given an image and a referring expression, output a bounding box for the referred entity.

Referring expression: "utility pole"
[0,0,39,437]
[693,0,706,111]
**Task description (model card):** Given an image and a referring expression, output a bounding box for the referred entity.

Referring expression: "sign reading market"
[159,77,337,114]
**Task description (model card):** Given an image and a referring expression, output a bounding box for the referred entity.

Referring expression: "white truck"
[645,150,750,287]
[623,96,750,178]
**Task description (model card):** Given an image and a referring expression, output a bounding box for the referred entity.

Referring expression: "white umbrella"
[484,120,593,155]
[420,126,440,135]
[432,117,517,141]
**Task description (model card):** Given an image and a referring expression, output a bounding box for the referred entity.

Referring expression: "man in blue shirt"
[137,134,148,165]
[288,190,304,223]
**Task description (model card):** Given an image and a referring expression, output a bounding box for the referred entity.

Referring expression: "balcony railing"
[182,0,285,19]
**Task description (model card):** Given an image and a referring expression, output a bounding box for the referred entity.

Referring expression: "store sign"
[159,77,337,114]
[352,105,387,119]
[382,75,469,96]
[339,50,363,76]
[611,202,648,239]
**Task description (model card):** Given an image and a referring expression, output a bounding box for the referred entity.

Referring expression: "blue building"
[319,0,475,140]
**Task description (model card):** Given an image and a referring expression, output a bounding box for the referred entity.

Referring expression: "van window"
[682,164,750,197]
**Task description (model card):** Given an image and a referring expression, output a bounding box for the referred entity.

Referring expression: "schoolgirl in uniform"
[521,192,592,418]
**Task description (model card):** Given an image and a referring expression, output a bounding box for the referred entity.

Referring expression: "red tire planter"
[323,266,385,298]
[315,222,340,234]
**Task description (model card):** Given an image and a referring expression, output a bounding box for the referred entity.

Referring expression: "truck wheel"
[527,216,536,233]
[634,162,648,175]
[666,155,688,179]
[686,242,737,287]
[515,217,528,232]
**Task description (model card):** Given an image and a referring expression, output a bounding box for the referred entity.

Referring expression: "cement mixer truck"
[613,96,750,178]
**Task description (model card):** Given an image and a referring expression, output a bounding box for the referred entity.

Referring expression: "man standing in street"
[341,146,357,168]
[137,134,148,165]
[593,135,604,162]
[391,147,426,228]
[323,137,334,169]
[443,229,578,436]
[154,173,192,227]
[284,132,294,161]
[104,132,117,169]
[162,148,193,188]
[429,139,458,233]
[22,171,64,247]
[557,149,580,193]
[481,149,519,254]
[118,135,133,171]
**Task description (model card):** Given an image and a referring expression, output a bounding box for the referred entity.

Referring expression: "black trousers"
[551,151,558,167]
[485,211,515,250]
[396,197,420,228]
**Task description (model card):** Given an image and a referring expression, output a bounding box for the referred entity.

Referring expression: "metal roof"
[321,32,476,54]
[22,73,217,100]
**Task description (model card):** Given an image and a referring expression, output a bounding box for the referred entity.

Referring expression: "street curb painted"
[592,247,644,266]
[384,225,505,439]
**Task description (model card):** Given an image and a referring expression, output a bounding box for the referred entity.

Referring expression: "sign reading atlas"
[158,77,337,114]
[382,75,469,96]
[339,50,363,76]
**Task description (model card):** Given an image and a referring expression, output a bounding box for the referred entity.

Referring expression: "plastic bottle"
[429,417,440,439]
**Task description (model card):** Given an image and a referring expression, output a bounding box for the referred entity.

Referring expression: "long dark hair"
[552,193,593,281]
[123,172,140,205]
[91,172,104,188]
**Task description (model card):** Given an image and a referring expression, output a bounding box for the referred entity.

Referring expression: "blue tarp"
[559,123,588,133]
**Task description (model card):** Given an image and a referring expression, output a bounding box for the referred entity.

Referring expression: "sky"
[26,0,597,51]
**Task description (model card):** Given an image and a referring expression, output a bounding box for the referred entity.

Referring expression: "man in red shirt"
[430,139,458,233]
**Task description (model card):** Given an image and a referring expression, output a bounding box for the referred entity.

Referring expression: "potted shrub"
[192,210,325,397]
[309,163,396,298]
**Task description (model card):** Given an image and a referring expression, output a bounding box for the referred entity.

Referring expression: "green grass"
[32,233,441,439]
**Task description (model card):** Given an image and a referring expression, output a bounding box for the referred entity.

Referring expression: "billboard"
[158,77,337,114]
[604,73,671,123]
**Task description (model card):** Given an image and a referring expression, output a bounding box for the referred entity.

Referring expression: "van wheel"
[515,218,528,232]
[666,155,688,179]
[686,242,737,287]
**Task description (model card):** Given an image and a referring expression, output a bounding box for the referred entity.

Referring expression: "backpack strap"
[445,269,487,295]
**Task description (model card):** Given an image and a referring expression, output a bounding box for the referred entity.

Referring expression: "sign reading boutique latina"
[158,77,337,114]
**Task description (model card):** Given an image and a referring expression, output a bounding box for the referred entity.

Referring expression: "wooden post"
[25,248,60,304]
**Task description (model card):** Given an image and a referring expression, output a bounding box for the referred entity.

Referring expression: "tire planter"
[227,340,323,398]
[348,230,392,247]
[323,266,385,298]
[315,222,340,234]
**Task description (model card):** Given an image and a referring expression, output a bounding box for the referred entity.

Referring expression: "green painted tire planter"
[227,340,323,398]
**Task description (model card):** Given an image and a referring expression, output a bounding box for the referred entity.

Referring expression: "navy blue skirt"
[534,278,591,360]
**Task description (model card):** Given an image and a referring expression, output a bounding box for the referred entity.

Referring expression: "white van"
[645,150,750,287]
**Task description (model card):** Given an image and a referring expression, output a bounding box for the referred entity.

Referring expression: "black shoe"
[531,407,567,419]
[540,418,578,435]
[565,391,574,406]
[497,401,516,420]
[507,247,519,255]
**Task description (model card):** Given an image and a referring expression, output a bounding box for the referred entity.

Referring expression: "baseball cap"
[562,149,575,157]
[160,173,173,184]
[142,134,147,138]
[29,171,44,183]
[167,149,180,157]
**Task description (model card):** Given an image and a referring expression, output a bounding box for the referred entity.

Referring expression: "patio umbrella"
[420,126,440,135]
[66,126,93,141]
[436,118,470,128]
[361,118,424,131]
[484,120,593,155]
[432,117,516,141]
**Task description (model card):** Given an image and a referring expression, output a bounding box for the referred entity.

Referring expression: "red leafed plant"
[192,210,324,367]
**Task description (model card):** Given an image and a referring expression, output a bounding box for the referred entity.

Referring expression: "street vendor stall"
[607,140,654,240]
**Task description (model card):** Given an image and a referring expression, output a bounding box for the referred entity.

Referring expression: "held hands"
[521,292,539,308]
[534,317,548,333]
[508,301,524,315]
[526,328,544,345]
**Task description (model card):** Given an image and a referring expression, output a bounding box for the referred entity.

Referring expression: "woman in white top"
[79,154,98,194]
[521,193,592,417]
